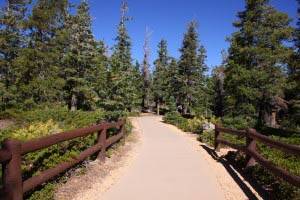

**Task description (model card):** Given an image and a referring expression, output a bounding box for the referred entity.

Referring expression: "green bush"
[198,130,215,146]
[164,112,213,133]
[186,117,206,133]
[222,115,256,130]
[163,111,184,126]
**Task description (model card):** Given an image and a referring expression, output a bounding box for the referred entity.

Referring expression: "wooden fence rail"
[0,119,126,200]
[214,125,300,188]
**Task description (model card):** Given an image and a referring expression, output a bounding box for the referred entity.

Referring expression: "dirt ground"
[0,119,15,130]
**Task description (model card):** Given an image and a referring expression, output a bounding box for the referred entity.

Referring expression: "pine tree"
[211,50,227,117]
[62,0,98,111]
[92,41,109,107]
[153,39,170,114]
[17,0,68,109]
[106,2,137,111]
[0,0,28,110]
[141,28,152,111]
[177,21,207,114]
[131,61,143,111]
[285,0,300,129]
[225,0,294,126]
[193,45,209,116]
[166,57,179,106]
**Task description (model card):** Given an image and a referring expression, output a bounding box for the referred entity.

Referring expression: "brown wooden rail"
[214,125,300,188]
[0,119,126,200]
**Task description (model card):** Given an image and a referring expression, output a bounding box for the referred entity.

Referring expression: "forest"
[0,0,300,199]
[1,0,300,130]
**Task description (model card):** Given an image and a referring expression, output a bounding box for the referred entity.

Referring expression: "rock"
[203,122,215,132]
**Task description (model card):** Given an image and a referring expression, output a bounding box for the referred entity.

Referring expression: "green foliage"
[197,130,215,146]
[176,21,208,114]
[225,0,294,126]
[6,108,105,129]
[184,117,205,133]
[152,40,171,113]
[0,0,27,111]
[25,182,57,200]
[221,115,256,130]
[16,0,68,109]
[163,111,213,133]
[163,111,185,126]
[104,2,142,112]
[62,0,99,111]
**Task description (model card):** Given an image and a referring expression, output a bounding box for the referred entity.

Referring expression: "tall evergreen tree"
[92,41,109,107]
[177,21,207,114]
[62,0,98,111]
[153,39,170,114]
[131,61,143,110]
[166,57,179,105]
[106,2,138,111]
[193,45,209,116]
[0,0,28,110]
[285,0,300,129]
[210,50,227,117]
[225,0,294,126]
[17,0,68,109]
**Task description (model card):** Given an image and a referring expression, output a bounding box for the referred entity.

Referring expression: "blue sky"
[1,0,298,73]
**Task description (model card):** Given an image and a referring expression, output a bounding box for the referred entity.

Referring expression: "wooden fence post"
[214,124,221,152]
[246,128,257,168]
[97,124,107,162]
[2,139,23,200]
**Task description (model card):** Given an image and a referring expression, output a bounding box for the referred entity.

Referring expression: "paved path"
[102,116,225,200]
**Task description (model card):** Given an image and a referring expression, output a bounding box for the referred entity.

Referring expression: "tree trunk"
[271,112,277,128]
[70,93,77,111]
[157,102,160,115]
[183,106,188,115]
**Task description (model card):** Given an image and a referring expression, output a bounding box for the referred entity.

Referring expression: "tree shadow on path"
[200,145,272,200]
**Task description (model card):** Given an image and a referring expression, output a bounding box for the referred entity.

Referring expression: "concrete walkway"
[102,116,225,200]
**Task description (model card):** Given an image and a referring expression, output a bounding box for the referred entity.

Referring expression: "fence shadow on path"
[200,145,272,200]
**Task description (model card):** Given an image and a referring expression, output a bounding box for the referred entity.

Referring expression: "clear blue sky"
[79,0,298,73]
[1,0,298,73]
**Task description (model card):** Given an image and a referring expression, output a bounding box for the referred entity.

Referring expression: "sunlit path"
[102,116,225,200]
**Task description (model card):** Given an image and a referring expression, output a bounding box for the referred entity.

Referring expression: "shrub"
[164,112,210,133]
[198,130,214,146]
[185,117,205,133]
[222,115,256,130]
[163,111,184,126]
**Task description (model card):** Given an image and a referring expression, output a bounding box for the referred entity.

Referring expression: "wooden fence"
[214,125,300,188]
[0,119,126,200]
